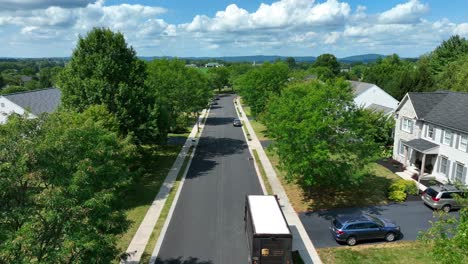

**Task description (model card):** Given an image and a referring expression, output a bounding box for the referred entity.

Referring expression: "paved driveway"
[299,201,460,248]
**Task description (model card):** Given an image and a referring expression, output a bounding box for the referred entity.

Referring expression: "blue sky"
[0,0,467,58]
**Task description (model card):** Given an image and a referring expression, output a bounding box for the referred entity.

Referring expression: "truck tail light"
[335,230,345,235]
[432,197,440,202]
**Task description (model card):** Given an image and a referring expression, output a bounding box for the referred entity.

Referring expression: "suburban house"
[205,62,223,68]
[0,88,61,124]
[392,91,468,186]
[349,81,399,115]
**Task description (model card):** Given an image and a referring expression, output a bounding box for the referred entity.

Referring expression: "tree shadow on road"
[204,116,237,126]
[154,256,213,264]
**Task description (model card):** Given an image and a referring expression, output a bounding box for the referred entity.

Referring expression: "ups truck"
[245,195,293,264]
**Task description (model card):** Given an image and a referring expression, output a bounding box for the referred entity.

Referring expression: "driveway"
[299,201,460,248]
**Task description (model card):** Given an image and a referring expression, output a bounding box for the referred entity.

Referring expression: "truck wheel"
[346,236,357,246]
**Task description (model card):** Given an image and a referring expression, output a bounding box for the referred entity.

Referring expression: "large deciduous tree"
[58,27,163,143]
[264,80,381,191]
[314,53,341,75]
[208,66,230,93]
[236,62,289,117]
[146,59,211,132]
[0,107,136,263]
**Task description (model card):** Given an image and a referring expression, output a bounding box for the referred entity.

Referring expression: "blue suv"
[329,214,401,246]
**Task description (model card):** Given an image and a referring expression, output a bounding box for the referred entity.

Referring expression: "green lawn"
[318,241,436,264]
[115,137,186,257]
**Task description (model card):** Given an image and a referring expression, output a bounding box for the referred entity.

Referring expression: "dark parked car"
[330,214,401,246]
[422,184,466,212]
[215,95,220,100]
[233,118,242,127]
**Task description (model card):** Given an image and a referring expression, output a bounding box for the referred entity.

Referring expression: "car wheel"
[442,204,451,213]
[346,236,357,246]
[385,232,396,242]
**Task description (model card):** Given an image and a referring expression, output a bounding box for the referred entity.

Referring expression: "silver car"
[422,185,466,212]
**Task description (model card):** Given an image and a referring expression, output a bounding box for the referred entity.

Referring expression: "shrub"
[388,190,407,202]
[389,180,406,192]
[403,180,418,195]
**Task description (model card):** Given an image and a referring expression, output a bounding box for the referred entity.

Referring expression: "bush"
[403,180,418,195]
[388,190,407,202]
[389,180,406,192]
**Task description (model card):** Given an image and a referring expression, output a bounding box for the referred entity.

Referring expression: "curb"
[235,97,323,264]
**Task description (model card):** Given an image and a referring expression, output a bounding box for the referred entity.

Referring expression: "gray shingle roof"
[3,88,61,116]
[408,91,468,133]
[348,81,375,96]
[403,138,439,153]
[367,103,394,115]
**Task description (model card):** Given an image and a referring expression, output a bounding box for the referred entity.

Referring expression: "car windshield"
[425,188,439,198]
[332,219,343,229]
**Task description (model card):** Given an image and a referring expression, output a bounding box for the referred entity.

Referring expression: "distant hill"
[139,54,393,64]
[338,54,386,63]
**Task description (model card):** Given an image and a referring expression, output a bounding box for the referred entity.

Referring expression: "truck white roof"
[248,195,291,235]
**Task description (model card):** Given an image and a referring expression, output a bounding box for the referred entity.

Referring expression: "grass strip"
[252,149,273,195]
[241,121,251,141]
[140,146,195,263]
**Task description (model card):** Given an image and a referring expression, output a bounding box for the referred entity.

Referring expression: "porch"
[397,138,443,191]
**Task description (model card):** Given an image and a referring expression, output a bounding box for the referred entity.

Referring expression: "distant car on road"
[210,100,218,106]
[233,118,242,127]
[215,95,220,100]
[330,213,401,246]
[422,184,466,212]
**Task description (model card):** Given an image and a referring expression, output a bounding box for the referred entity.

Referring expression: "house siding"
[0,97,36,124]
[393,96,468,185]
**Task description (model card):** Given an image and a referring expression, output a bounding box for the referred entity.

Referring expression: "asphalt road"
[155,94,263,264]
[299,201,460,248]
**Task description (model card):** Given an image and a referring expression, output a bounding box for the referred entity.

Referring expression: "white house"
[0,88,61,124]
[392,91,468,185]
[349,81,399,115]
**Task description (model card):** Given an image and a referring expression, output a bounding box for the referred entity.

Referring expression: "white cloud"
[378,0,429,24]
[0,0,96,10]
[454,23,468,37]
[183,0,350,32]
[324,31,340,44]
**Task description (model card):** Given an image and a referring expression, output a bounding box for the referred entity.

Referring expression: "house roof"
[403,138,439,153]
[407,91,468,133]
[3,88,61,116]
[348,81,375,96]
[367,103,394,115]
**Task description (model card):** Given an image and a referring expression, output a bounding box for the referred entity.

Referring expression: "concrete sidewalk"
[122,108,210,264]
[235,98,323,264]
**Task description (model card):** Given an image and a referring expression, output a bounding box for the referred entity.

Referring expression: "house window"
[401,118,413,133]
[439,156,448,175]
[399,140,405,156]
[443,130,453,145]
[455,163,464,182]
[459,135,468,152]
[426,125,434,140]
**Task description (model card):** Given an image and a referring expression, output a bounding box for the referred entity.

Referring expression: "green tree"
[420,192,468,264]
[236,62,289,117]
[436,54,468,92]
[0,107,136,263]
[0,74,4,88]
[264,80,381,191]
[0,85,28,95]
[146,59,211,132]
[429,35,468,75]
[314,53,340,75]
[208,66,230,93]
[57,27,162,143]
[285,57,297,69]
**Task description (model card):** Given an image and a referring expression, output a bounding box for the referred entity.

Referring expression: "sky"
[0,0,467,58]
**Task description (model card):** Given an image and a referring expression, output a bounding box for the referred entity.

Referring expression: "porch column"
[404,146,409,167]
[418,153,426,190]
